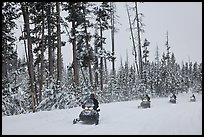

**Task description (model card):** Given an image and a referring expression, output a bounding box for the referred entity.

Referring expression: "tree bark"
[56,2,62,82]
[110,2,115,75]
[20,2,35,112]
[135,2,143,79]
[99,18,103,91]
[39,5,45,102]
[94,26,99,90]
[126,4,139,77]
[72,4,79,86]
[82,3,93,87]
[47,3,54,79]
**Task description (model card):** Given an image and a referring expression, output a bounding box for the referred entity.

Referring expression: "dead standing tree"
[126,3,139,76]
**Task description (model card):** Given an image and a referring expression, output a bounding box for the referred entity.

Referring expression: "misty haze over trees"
[2,2,202,116]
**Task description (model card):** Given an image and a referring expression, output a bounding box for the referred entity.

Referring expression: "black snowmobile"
[138,98,151,108]
[169,96,176,103]
[73,99,100,125]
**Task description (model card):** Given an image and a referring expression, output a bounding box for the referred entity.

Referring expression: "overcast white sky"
[16,2,202,71]
[63,2,202,70]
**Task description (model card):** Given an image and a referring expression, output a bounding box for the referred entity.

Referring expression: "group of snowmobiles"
[73,93,196,125]
[137,93,196,109]
[169,93,196,104]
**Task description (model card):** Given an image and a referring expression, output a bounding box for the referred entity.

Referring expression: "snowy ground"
[2,92,202,135]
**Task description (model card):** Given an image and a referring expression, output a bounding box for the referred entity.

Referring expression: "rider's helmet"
[90,93,95,98]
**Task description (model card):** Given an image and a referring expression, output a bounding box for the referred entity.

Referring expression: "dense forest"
[2,2,202,116]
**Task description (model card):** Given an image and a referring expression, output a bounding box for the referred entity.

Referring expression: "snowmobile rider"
[191,94,195,99]
[89,93,99,111]
[82,93,99,111]
[143,94,151,102]
[145,94,151,101]
[171,93,177,100]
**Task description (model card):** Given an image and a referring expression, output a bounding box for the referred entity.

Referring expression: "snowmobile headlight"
[85,106,93,110]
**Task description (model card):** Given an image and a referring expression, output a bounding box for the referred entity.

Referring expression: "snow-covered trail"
[2,92,202,135]
[96,93,202,135]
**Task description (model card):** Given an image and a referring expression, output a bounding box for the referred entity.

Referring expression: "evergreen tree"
[2,2,20,78]
[93,2,112,91]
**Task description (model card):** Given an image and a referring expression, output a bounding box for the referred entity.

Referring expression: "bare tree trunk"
[99,20,103,91]
[135,2,143,79]
[94,54,99,89]
[72,21,79,86]
[82,3,93,87]
[47,3,54,80]
[104,57,108,84]
[126,4,139,77]
[94,24,99,91]
[87,52,93,87]
[39,5,45,103]
[166,31,170,63]
[56,2,62,82]
[110,2,115,75]
[71,4,79,86]
[21,2,35,112]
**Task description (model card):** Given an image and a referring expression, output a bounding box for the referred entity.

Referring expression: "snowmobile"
[138,98,151,108]
[190,96,196,102]
[73,99,100,125]
[169,96,176,103]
